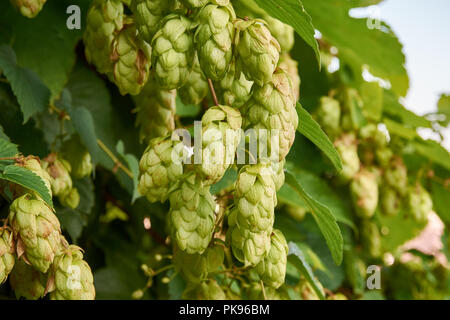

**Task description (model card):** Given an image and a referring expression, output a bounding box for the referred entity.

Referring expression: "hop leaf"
[334,133,360,184]
[9,259,47,300]
[8,194,62,273]
[178,54,209,105]
[11,0,47,18]
[194,3,236,80]
[350,168,379,219]
[15,156,52,199]
[215,61,253,108]
[131,0,175,42]
[0,228,15,284]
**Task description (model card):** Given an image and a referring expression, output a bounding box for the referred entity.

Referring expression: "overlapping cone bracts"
[194,3,236,80]
[234,18,280,86]
[110,22,152,95]
[0,228,15,284]
[61,136,93,179]
[263,15,294,53]
[11,0,47,18]
[133,74,176,142]
[84,0,124,75]
[243,69,298,161]
[360,220,382,258]
[151,14,195,89]
[278,53,300,100]
[138,136,186,203]
[215,61,253,108]
[316,96,341,140]
[197,105,242,185]
[168,174,216,254]
[255,229,288,289]
[270,159,285,192]
[42,154,73,198]
[9,259,46,300]
[334,133,360,183]
[384,156,408,196]
[246,281,284,300]
[178,54,209,105]
[131,0,174,43]
[8,194,62,273]
[182,280,226,300]
[350,168,379,219]
[407,184,432,224]
[180,0,229,8]
[58,188,80,210]
[46,245,95,300]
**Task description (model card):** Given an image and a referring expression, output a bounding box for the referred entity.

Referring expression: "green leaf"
[412,139,450,171]
[176,96,201,117]
[116,140,140,203]
[285,171,343,265]
[383,90,431,128]
[0,165,53,209]
[211,168,237,195]
[254,0,320,65]
[437,94,450,118]
[383,118,417,140]
[360,81,383,121]
[0,45,50,122]
[55,206,85,242]
[0,138,18,169]
[430,180,450,225]
[287,242,325,300]
[296,103,342,172]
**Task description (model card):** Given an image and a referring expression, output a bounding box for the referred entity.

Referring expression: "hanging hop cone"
[384,156,408,196]
[131,0,175,43]
[350,168,379,219]
[278,53,300,100]
[246,282,284,300]
[264,15,294,53]
[0,228,15,284]
[255,229,288,289]
[110,22,152,95]
[133,73,176,143]
[58,188,80,210]
[375,147,393,168]
[84,0,124,74]
[8,194,62,273]
[9,259,47,300]
[407,184,433,224]
[61,136,93,179]
[180,0,229,8]
[316,96,341,140]
[234,18,281,86]
[168,173,216,254]
[334,133,360,184]
[46,245,95,300]
[194,3,236,80]
[381,187,402,216]
[270,159,285,192]
[182,280,226,300]
[359,123,388,149]
[178,54,209,105]
[243,69,298,161]
[11,0,47,18]
[15,156,52,199]
[197,105,242,185]
[360,220,382,258]
[138,136,188,203]
[151,14,195,89]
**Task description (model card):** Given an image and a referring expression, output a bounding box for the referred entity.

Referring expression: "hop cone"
[247,282,284,300]
[271,159,285,192]
[381,187,402,216]
[384,156,408,196]
[375,147,393,168]
[407,184,432,224]
[334,133,360,183]
[278,53,300,100]
[11,0,47,18]
[110,23,152,95]
[169,174,216,254]
[316,96,341,140]
[46,245,95,300]
[361,221,382,258]
[215,61,253,108]
[16,156,52,198]
[8,194,62,273]
[131,0,174,42]
[182,280,226,300]
[180,0,229,8]
[84,0,124,74]
[197,105,242,185]
[235,18,280,86]
[264,15,294,53]
[194,3,236,80]
[178,54,209,105]
[151,14,195,89]
[42,154,73,198]
[255,229,288,289]
[243,69,298,161]
[0,228,15,284]
[350,169,379,219]
[59,188,80,210]
[9,259,46,300]
[133,74,176,142]
[359,123,388,149]
[61,136,93,179]
[138,136,187,203]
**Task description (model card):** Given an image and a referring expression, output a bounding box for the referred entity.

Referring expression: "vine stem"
[96,139,133,178]
[0,157,18,161]
[207,78,219,106]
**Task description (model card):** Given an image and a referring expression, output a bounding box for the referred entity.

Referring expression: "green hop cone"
[255,229,288,289]
[278,53,300,100]
[359,123,388,149]
[9,259,46,300]
[178,54,209,105]
[169,174,216,254]
[227,225,271,267]
[235,18,281,86]
[84,0,124,74]
[8,194,62,273]
[360,220,382,258]
[110,22,152,95]
[133,74,176,143]
[194,3,236,80]
[11,0,47,18]
[138,136,187,203]
[350,169,379,219]
[375,147,393,168]
[151,14,195,89]
[246,282,284,300]
[15,156,52,198]
[334,133,360,183]
[197,105,242,185]
[270,159,285,192]
[316,96,341,140]
[407,184,433,224]
[46,245,95,300]
[59,188,80,210]
[381,187,402,216]
[182,280,226,300]
[180,0,229,8]
[384,156,408,196]
[61,136,93,179]
[215,61,253,108]
[243,69,298,161]
[264,15,294,53]
[42,154,73,197]
[0,228,15,284]
[131,0,174,42]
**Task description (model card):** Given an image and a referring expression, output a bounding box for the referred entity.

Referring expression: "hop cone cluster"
[178,54,209,105]
[11,0,47,18]
[0,228,15,284]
